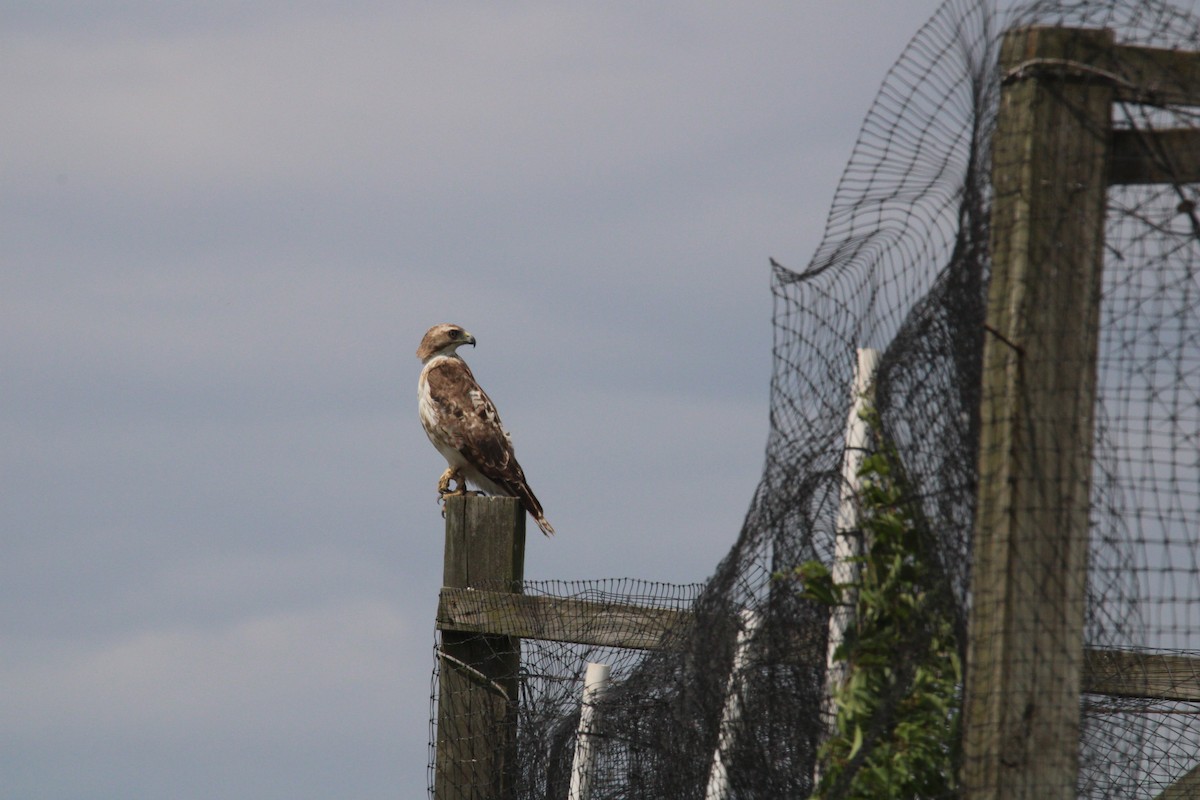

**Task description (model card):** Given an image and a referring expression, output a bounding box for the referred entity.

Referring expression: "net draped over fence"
[430,0,1200,797]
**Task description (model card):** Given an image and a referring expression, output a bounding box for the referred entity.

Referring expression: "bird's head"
[417,323,477,361]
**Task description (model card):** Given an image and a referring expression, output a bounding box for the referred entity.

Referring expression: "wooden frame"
[430,24,1200,800]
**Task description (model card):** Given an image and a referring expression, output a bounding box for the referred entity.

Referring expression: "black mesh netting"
[429,0,1200,797]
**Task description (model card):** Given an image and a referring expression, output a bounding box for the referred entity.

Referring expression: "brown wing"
[424,360,548,519]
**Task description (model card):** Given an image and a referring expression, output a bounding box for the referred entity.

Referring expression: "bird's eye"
[449,330,459,339]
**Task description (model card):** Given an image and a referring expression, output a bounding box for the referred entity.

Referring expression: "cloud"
[4,601,406,729]
[0,600,421,798]
[0,1,950,796]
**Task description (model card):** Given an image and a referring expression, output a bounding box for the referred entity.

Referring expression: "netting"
[429,0,1200,797]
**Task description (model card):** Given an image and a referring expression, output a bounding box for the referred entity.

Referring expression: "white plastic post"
[704,608,761,800]
[568,661,611,800]
[820,348,880,742]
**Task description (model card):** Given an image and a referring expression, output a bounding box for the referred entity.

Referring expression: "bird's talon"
[436,467,467,500]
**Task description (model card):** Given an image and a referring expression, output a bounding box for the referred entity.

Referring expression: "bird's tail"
[516,482,552,537]
[511,481,555,537]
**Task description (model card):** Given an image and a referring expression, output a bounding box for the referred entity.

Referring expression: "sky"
[3,3,947,798]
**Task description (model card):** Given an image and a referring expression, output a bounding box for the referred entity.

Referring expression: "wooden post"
[434,495,525,800]
[962,26,1114,800]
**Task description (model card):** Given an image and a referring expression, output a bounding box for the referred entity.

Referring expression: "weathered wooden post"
[963,25,1114,800]
[434,495,525,800]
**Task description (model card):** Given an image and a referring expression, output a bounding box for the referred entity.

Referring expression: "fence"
[429,10,1200,800]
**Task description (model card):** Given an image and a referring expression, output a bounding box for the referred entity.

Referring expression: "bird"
[416,323,555,536]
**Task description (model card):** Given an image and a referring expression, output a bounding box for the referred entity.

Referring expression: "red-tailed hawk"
[417,323,555,536]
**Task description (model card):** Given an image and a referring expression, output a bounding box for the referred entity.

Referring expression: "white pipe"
[704,608,761,800]
[820,348,880,745]
[568,661,611,800]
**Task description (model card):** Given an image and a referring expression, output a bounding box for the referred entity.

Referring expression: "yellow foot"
[437,467,461,496]
[437,467,472,502]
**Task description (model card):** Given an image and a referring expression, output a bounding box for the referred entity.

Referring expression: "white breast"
[418,357,468,468]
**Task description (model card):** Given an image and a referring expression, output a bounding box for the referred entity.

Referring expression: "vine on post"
[781,406,961,799]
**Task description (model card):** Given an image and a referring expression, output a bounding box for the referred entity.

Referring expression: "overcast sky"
[3,3,947,798]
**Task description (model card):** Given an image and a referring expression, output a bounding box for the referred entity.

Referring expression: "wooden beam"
[1001,32,1200,106]
[963,25,1114,800]
[1154,762,1200,800]
[1108,128,1200,185]
[437,587,692,650]
[440,579,1200,704]
[1083,648,1200,702]
[434,496,525,800]
[1037,35,1200,106]
[1106,43,1200,107]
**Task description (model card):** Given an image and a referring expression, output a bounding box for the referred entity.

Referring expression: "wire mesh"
[428,0,1200,796]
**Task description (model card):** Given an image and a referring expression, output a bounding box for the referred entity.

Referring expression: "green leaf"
[778,398,961,798]
[848,724,864,760]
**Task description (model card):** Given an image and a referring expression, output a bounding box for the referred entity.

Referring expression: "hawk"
[417,323,555,536]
